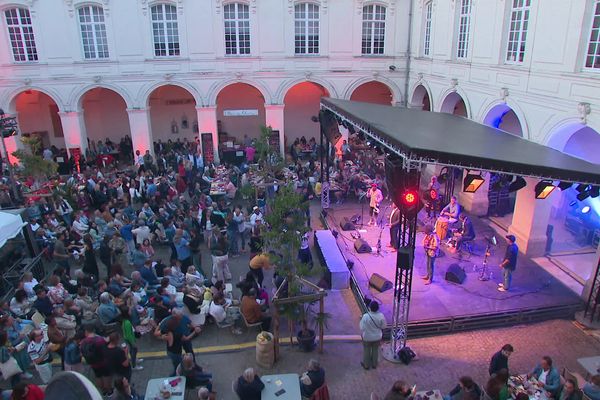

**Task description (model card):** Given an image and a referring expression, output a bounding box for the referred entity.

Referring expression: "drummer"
[440,196,461,224]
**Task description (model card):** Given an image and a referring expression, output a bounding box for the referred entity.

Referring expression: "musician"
[498,235,518,292]
[440,195,461,224]
[453,213,475,250]
[425,176,441,218]
[421,225,439,285]
[388,203,401,252]
[366,183,383,226]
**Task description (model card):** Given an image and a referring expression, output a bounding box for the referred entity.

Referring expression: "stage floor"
[323,200,583,324]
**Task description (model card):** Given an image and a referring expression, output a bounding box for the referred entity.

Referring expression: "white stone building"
[1,0,600,290]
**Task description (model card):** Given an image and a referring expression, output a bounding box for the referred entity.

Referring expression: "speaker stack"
[340,217,356,231]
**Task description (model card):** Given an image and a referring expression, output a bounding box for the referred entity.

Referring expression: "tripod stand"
[473,243,493,281]
[372,204,391,257]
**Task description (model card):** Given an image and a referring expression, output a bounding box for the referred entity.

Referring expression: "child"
[64,332,84,373]
[121,307,143,370]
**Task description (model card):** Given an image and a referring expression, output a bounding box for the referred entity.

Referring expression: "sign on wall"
[223,109,259,117]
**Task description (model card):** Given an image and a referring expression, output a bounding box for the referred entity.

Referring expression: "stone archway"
[410,84,431,111]
[350,81,394,105]
[147,85,199,146]
[80,88,131,155]
[283,81,329,146]
[440,92,468,117]
[216,83,266,141]
[483,104,523,136]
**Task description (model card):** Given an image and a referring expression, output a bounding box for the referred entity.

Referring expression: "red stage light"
[403,191,416,205]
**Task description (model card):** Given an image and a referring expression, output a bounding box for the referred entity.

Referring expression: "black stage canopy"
[321,98,600,186]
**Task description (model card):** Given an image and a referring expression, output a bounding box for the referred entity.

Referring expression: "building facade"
[0,0,410,159]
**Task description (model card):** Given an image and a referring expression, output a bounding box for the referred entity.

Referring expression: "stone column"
[196,106,220,163]
[264,104,285,157]
[126,108,153,157]
[508,177,554,257]
[458,170,490,216]
[58,111,88,156]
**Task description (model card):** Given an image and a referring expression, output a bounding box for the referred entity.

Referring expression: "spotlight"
[508,177,527,192]
[463,171,485,193]
[577,191,590,201]
[437,167,449,184]
[576,184,590,193]
[400,188,420,219]
[590,186,600,198]
[557,181,573,191]
[569,200,577,207]
[582,206,591,214]
[534,180,556,199]
[389,65,397,71]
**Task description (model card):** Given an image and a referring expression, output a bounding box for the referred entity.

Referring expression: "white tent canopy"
[0,211,26,248]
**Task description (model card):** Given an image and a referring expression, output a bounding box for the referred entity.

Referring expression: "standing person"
[233,207,248,253]
[248,226,263,260]
[498,235,518,292]
[209,228,231,282]
[26,329,53,384]
[421,225,439,285]
[64,332,84,373]
[359,301,386,370]
[388,203,401,251]
[173,231,192,269]
[80,325,111,396]
[82,235,99,279]
[121,307,143,371]
[155,318,184,376]
[489,344,514,376]
[366,183,383,226]
[105,332,131,381]
[53,231,71,275]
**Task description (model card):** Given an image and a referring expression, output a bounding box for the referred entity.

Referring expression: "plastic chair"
[241,312,262,330]
[310,383,330,400]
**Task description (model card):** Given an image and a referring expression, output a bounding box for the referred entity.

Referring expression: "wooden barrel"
[255,331,274,369]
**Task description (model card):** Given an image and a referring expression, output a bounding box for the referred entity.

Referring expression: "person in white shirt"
[132,220,151,245]
[359,301,387,370]
[233,207,248,252]
[249,207,263,228]
[366,183,384,226]
[22,272,39,298]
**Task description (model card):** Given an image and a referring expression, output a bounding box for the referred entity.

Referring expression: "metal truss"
[584,258,600,322]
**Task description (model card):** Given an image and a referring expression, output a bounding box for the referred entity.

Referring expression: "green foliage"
[238,183,255,201]
[52,181,78,211]
[12,136,57,181]
[254,125,284,181]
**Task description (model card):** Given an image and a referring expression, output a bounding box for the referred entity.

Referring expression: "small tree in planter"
[12,136,57,190]
[263,184,329,357]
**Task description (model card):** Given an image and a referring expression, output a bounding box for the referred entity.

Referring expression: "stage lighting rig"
[463,171,485,193]
[508,177,527,192]
[534,180,556,199]
[557,181,573,191]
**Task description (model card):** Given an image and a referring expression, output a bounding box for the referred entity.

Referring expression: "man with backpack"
[80,325,111,396]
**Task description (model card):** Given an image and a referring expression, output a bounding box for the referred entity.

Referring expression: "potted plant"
[12,136,57,190]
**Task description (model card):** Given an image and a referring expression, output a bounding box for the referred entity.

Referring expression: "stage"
[320,200,583,336]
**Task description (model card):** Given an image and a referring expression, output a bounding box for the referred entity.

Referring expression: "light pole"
[0,109,20,204]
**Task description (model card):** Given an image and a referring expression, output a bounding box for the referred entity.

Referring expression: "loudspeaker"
[340,217,356,231]
[396,247,414,270]
[354,238,372,253]
[369,273,393,292]
[445,263,466,284]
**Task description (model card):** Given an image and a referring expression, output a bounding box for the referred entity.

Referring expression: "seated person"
[528,356,561,398]
[299,359,325,398]
[584,375,600,400]
[446,376,481,400]
[97,292,120,324]
[240,288,271,331]
[10,289,33,320]
[453,214,475,249]
[440,195,461,224]
[235,367,264,400]
[559,379,583,400]
[384,380,415,400]
[151,295,171,323]
[32,287,54,317]
[485,370,509,400]
[176,353,212,391]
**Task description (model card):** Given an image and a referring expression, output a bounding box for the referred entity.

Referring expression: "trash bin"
[256,331,274,368]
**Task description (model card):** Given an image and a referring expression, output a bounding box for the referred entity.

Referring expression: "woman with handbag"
[359,301,387,370]
[0,331,28,388]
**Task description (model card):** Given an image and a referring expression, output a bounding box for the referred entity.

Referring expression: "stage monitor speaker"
[354,238,372,253]
[340,217,356,231]
[445,263,466,284]
[369,273,393,292]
